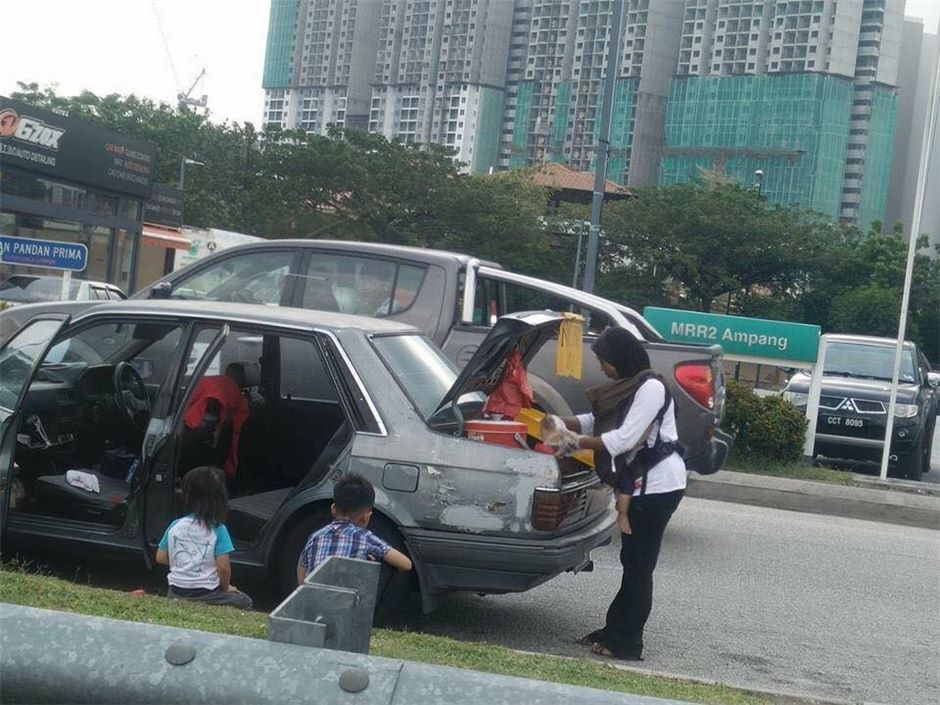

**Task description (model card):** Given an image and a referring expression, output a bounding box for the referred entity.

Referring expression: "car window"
[471,276,500,327]
[0,318,65,411]
[0,276,81,303]
[37,321,183,388]
[299,253,426,317]
[280,336,336,401]
[500,279,577,316]
[170,251,294,306]
[373,334,483,420]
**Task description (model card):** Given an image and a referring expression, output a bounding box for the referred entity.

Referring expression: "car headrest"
[224,361,261,389]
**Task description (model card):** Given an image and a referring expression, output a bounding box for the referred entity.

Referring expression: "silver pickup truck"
[0,240,730,472]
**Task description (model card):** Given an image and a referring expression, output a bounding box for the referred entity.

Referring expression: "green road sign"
[643,307,821,363]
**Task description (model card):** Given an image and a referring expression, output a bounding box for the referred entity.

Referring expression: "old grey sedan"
[0,301,615,612]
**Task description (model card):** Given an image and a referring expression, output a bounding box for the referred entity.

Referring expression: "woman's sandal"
[590,643,643,661]
[575,634,597,646]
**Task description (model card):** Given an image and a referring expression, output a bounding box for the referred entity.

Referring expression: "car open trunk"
[431,312,613,533]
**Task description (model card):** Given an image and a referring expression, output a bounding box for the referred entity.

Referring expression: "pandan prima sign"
[643,307,820,363]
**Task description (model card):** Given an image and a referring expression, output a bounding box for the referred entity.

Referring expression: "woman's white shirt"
[576,378,687,496]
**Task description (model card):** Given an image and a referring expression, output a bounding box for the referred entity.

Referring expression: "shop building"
[0,96,157,293]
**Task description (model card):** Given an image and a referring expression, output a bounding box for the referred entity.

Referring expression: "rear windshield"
[824,342,917,383]
[372,334,482,420]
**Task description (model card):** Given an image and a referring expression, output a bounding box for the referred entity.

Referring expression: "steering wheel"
[113,362,152,431]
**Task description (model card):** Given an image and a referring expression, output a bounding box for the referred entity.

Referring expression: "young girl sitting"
[156,466,253,609]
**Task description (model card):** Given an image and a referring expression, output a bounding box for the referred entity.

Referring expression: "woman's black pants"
[598,489,684,658]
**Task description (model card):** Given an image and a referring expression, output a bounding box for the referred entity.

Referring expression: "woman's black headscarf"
[591,327,651,380]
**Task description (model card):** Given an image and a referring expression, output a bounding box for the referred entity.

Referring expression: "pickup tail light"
[675,363,715,410]
[532,487,587,531]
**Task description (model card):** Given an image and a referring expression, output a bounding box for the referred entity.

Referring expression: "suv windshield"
[824,342,917,383]
[372,334,483,420]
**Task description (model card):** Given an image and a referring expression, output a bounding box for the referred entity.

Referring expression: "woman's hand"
[617,513,632,535]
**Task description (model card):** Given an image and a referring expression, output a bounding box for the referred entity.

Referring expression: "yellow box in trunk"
[516,407,595,468]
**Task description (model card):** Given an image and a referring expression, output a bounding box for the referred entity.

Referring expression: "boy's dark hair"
[181,466,228,528]
[333,473,375,515]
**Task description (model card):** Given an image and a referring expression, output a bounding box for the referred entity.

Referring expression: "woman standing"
[556,327,686,661]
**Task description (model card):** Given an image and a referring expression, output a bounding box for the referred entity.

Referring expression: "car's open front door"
[137,324,230,567]
[0,315,70,547]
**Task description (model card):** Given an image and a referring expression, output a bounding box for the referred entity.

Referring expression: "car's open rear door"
[0,315,70,546]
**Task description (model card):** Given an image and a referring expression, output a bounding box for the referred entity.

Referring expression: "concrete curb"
[687,471,940,530]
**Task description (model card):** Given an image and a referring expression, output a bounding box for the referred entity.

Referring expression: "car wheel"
[277,506,332,598]
[369,514,418,625]
[898,441,924,482]
[276,508,418,623]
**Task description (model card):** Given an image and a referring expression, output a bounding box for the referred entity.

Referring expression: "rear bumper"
[402,510,617,596]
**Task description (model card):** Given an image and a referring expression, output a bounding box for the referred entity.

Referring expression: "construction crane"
[178,68,208,112]
[151,0,208,113]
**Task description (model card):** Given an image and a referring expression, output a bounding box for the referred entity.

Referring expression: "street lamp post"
[178,157,205,191]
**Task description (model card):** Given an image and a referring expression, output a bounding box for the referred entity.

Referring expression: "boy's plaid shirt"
[298,519,391,574]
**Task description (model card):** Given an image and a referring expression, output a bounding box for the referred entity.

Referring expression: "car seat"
[31,471,129,524]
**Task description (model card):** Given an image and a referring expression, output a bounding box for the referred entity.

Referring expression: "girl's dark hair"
[591,327,651,379]
[181,466,228,528]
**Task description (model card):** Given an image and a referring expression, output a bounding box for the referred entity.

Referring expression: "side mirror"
[130,358,155,381]
[927,372,940,389]
[150,281,172,300]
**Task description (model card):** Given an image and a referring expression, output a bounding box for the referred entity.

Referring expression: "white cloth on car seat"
[65,470,100,494]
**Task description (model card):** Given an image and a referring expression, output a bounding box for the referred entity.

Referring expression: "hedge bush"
[722,381,807,462]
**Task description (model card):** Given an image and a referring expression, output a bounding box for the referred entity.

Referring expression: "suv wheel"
[898,441,924,482]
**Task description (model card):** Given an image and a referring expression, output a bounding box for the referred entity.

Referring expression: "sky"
[1,0,938,127]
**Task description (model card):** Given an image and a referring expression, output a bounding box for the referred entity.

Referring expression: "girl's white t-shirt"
[576,378,687,496]
[158,515,234,590]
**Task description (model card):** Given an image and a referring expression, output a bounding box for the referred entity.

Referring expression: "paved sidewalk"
[687,470,940,530]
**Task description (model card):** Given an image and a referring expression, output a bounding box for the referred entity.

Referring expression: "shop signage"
[144,184,184,228]
[643,307,820,363]
[0,96,156,198]
[0,235,88,272]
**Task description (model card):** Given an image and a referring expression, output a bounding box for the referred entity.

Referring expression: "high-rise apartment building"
[262,0,382,133]
[501,0,683,186]
[368,0,514,172]
[261,1,908,226]
[887,17,939,249]
[660,0,903,227]
[262,0,512,173]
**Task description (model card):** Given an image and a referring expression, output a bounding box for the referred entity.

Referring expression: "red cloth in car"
[183,375,250,478]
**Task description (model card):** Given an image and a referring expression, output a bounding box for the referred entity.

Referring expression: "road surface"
[412,497,940,705]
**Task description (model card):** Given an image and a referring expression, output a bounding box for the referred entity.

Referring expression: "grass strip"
[725,455,861,486]
[0,566,767,705]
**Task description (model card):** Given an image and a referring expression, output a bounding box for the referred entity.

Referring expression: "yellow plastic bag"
[555,313,584,380]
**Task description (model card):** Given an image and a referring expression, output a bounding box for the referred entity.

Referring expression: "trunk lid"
[432,311,566,417]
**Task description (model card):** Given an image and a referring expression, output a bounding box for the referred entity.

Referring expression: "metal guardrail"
[269,556,380,653]
[0,603,695,705]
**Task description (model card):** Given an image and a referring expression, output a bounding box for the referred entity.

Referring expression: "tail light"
[675,362,715,410]
[532,487,587,531]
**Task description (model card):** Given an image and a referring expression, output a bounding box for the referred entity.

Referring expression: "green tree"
[601,180,822,312]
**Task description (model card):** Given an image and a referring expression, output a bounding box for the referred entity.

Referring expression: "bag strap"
[638,376,673,497]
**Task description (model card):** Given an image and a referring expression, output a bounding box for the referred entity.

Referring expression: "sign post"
[642,307,820,366]
[0,236,89,301]
[644,307,822,462]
